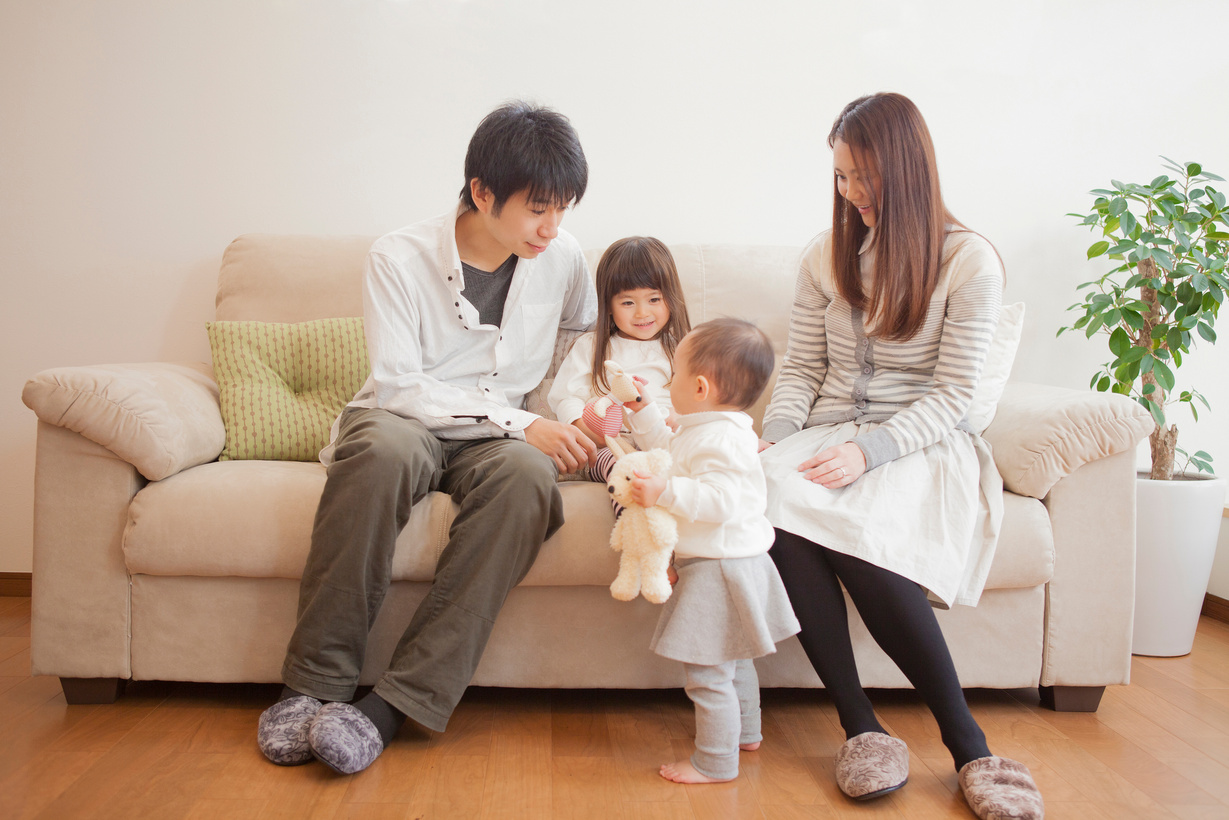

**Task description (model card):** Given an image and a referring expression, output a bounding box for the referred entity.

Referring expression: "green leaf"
[1109,198,1128,217]
[1153,358,1176,392]
[1198,322,1217,342]
[1206,231,1229,240]
[1087,240,1110,259]
[1108,327,1131,356]
[1167,327,1184,352]
[1120,346,1147,363]
[1146,397,1166,427]
[1188,162,1203,176]
[1195,450,1213,460]
[1096,375,1111,392]
[1120,210,1138,236]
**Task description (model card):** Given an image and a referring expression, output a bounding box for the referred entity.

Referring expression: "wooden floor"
[4,596,1229,820]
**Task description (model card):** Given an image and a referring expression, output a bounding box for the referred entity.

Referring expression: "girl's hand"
[629,469,666,507]
[799,442,865,488]
[623,376,653,414]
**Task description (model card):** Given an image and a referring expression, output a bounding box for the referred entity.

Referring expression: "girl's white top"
[547,332,674,429]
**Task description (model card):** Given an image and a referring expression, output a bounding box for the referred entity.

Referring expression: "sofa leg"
[60,677,127,704]
[1039,685,1104,712]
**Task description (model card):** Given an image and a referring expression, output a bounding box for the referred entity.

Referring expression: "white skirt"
[759,421,1003,608]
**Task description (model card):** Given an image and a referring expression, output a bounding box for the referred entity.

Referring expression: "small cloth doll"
[581,360,643,439]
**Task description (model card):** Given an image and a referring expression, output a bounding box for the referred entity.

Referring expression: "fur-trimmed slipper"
[834,731,909,800]
[308,702,385,775]
[958,756,1044,819]
[257,695,322,766]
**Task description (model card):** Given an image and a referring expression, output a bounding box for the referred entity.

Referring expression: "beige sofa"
[23,234,1154,710]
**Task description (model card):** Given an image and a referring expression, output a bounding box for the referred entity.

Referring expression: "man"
[257,101,597,774]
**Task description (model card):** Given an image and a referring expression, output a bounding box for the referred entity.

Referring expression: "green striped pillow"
[207,318,370,461]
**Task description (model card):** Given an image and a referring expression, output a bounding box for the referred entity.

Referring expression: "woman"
[759,93,1043,820]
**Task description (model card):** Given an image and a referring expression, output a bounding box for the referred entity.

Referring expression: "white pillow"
[967,302,1025,434]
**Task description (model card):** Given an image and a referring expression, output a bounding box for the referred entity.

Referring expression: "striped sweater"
[761,229,1003,470]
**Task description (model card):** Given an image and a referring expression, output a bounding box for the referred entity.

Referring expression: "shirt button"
[455,302,460,307]
[503,433,510,438]
[492,372,498,376]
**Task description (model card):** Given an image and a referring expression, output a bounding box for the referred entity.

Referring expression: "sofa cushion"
[208,318,370,461]
[984,383,1153,499]
[216,234,374,323]
[967,302,1024,434]
[123,461,1052,591]
[22,362,225,481]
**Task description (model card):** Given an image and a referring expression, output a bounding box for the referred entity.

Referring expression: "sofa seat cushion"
[123,461,1053,592]
[123,461,621,585]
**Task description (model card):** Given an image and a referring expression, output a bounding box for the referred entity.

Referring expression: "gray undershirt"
[461,254,517,328]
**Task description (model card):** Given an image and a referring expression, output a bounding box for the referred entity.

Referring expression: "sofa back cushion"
[216,234,375,322]
[215,235,803,433]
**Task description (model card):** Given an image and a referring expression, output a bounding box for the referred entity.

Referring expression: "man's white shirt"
[321,202,597,463]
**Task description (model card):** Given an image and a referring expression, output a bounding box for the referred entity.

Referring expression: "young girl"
[623,318,799,784]
[548,236,691,487]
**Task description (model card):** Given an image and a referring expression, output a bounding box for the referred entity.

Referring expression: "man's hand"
[628,469,666,508]
[525,418,597,474]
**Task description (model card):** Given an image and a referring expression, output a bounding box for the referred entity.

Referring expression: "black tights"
[770,528,990,770]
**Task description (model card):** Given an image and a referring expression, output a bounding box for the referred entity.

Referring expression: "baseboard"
[0,572,32,597]
[1204,593,1229,625]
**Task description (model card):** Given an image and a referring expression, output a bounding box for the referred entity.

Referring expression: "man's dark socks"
[353,691,407,747]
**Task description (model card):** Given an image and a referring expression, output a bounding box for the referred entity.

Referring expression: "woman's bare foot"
[740,741,761,751]
[659,759,734,784]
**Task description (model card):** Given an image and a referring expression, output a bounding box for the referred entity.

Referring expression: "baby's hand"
[629,469,666,507]
[623,376,653,414]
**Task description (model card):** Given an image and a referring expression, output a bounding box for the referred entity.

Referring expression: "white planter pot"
[1132,472,1228,657]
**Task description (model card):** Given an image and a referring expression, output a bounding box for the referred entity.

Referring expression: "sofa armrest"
[23,362,224,481]
[30,423,145,680]
[983,382,1153,499]
[1039,448,1137,687]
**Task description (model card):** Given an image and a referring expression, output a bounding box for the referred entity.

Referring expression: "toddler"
[625,318,800,783]
[548,236,690,492]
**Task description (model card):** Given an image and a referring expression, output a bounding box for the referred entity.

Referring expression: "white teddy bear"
[604,436,678,604]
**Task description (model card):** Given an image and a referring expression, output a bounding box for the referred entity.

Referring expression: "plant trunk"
[1150,424,1178,480]
[1138,258,1175,479]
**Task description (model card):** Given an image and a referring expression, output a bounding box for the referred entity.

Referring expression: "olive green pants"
[281,407,564,731]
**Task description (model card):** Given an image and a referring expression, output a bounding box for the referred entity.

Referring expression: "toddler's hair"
[684,318,775,411]
[591,237,691,394]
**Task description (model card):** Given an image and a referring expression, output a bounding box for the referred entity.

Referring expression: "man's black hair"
[460,101,588,214]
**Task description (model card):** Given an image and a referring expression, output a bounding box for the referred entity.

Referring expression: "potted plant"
[1062,158,1228,656]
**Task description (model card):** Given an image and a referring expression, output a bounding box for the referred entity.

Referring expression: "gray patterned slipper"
[834,731,909,800]
[308,701,385,775]
[257,695,323,766]
[958,756,1044,819]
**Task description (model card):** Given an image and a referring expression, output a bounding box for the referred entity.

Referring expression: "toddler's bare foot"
[659,759,734,784]
[740,741,761,751]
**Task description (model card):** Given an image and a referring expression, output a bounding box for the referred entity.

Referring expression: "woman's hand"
[799,441,866,488]
[757,439,774,453]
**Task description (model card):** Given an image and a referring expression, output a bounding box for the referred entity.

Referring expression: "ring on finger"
[839,466,847,478]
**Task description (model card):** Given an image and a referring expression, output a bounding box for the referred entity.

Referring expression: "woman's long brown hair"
[590,236,691,394]
[828,93,962,341]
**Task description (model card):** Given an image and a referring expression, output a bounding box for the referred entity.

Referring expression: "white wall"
[3,0,1227,589]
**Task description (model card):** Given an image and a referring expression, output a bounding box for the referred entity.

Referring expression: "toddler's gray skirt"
[651,553,800,666]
